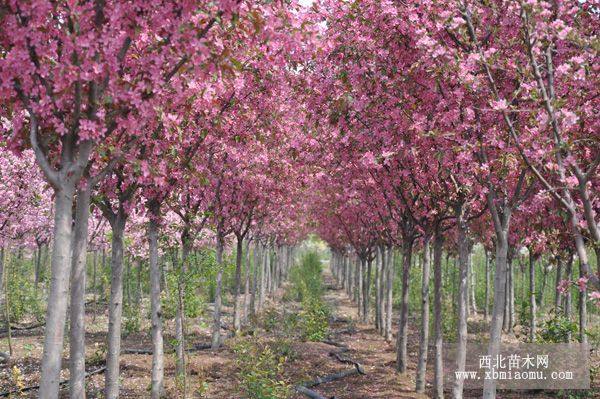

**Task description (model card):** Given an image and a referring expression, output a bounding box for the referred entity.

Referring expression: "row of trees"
[1,1,315,398]
[0,1,597,398]
[303,1,598,399]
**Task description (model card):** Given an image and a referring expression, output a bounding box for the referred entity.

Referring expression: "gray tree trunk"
[508,256,515,332]
[374,248,381,332]
[233,235,244,333]
[69,187,91,399]
[39,186,76,399]
[357,257,364,320]
[416,234,431,393]
[211,236,225,349]
[105,213,127,399]
[482,225,510,399]
[579,259,587,344]
[259,244,267,311]
[433,231,444,399]
[554,255,563,312]
[529,251,537,341]
[484,249,490,321]
[242,239,251,324]
[396,238,412,373]
[564,254,573,341]
[362,257,372,324]
[453,205,470,399]
[250,242,259,316]
[468,245,477,315]
[147,203,165,399]
[174,245,187,382]
[385,247,394,342]
[0,248,4,314]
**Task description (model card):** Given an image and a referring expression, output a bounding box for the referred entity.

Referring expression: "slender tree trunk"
[453,205,470,399]
[136,259,143,303]
[0,248,4,313]
[416,234,431,393]
[539,264,548,308]
[363,257,372,324]
[39,186,75,399]
[34,245,42,290]
[554,255,563,312]
[243,239,251,324]
[484,249,490,321]
[357,257,364,320]
[508,256,515,333]
[482,223,510,399]
[396,238,412,373]
[564,254,573,342]
[148,203,165,399]
[468,244,477,315]
[3,250,12,356]
[433,230,444,399]
[579,259,588,344]
[233,235,244,334]
[105,214,127,399]
[354,255,360,305]
[529,250,537,341]
[174,245,187,383]
[375,249,382,332]
[69,187,91,399]
[250,242,259,316]
[211,236,225,349]
[259,244,267,311]
[385,247,394,342]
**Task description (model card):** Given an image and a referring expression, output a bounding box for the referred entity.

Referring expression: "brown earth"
[0,272,597,398]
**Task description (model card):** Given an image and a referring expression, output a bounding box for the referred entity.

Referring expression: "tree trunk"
[356,257,362,319]
[433,230,444,399]
[578,259,587,344]
[174,245,187,383]
[148,203,165,399]
[39,186,75,399]
[482,224,510,399]
[250,242,259,316]
[539,264,547,308]
[396,238,412,373]
[34,245,43,290]
[508,255,515,333]
[211,236,225,349]
[528,250,537,341]
[484,249,490,321]
[69,187,91,399]
[468,244,477,315]
[374,250,380,331]
[243,239,251,324]
[453,205,470,399]
[385,247,394,342]
[564,254,573,342]
[259,244,267,311]
[105,214,127,399]
[416,234,431,393]
[554,255,563,312]
[233,235,244,333]
[3,250,12,357]
[0,248,4,312]
[362,257,372,324]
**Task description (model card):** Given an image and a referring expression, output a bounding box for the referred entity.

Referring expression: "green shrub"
[232,338,290,399]
[289,252,323,302]
[536,313,578,343]
[6,259,44,323]
[123,303,141,336]
[299,297,329,342]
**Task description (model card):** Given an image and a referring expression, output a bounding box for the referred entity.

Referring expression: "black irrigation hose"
[0,366,106,397]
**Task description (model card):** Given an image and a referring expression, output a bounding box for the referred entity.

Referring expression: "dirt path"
[294,271,427,399]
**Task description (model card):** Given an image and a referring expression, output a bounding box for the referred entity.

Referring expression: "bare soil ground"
[0,272,597,398]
